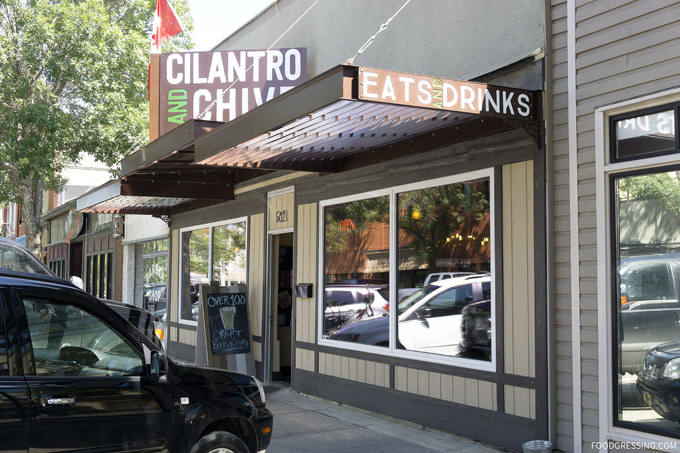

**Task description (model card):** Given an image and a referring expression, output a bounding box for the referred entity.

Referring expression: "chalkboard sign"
[205,292,251,355]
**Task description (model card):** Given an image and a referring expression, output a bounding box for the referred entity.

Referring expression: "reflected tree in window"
[398,180,490,272]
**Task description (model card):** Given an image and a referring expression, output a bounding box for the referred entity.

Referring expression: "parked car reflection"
[323,284,389,334]
[329,275,491,359]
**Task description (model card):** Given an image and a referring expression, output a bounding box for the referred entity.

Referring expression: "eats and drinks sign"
[159,48,307,135]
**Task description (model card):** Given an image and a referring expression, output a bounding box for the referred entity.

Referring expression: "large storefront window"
[86,252,113,300]
[142,239,168,312]
[614,169,680,435]
[180,220,247,323]
[611,102,680,437]
[322,172,493,365]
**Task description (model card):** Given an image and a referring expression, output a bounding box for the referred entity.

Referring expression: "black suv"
[0,238,272,452]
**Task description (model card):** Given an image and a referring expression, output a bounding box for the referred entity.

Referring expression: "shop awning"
[193,65,541,172]
[79,64,540,215]
[77,120,268,215]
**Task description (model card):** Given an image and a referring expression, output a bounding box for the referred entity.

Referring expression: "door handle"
[41,395,76,408]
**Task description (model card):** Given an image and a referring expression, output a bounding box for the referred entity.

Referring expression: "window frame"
[177,217,248,326]
[596,89,680,447]
[317,168,495,372]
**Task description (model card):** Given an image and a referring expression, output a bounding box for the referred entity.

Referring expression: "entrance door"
[268,233,293,382]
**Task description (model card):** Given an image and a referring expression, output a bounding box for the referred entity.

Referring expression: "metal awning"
[79,64,540,215]
[193,65,541,172]
[77,120,268,215]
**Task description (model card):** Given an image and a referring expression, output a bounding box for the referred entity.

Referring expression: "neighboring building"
[41,154,122,299]
[74,0,680,451]
[550,1,680,452]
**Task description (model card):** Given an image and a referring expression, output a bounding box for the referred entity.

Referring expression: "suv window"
[23,298,143,377]
[620,261,676,303]
[482,281,491,299]
[326,290,356,306]
[426,284,474,315]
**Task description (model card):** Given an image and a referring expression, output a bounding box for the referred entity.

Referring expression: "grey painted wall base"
[293,369,534,452]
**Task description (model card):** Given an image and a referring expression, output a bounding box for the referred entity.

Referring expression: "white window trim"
[317,168,496,372]
[178,217,248,326]
[596,88,680,452]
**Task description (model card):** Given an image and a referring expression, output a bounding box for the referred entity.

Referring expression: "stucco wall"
[215,0,544,82]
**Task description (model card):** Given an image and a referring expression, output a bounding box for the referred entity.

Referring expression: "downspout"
[567,0,583,451]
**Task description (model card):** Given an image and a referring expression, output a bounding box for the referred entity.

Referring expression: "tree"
[0,0,192,255]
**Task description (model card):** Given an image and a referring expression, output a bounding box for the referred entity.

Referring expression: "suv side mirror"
[149,350,168,380]
[69,276,84,290]
[416,306,434,319]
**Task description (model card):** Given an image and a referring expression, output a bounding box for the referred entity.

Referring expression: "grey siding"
[551,0,680,451]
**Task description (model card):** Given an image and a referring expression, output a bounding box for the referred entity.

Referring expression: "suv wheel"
[190,431,249,453]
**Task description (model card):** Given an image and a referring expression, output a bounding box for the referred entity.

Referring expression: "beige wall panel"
[504,385,536,420]
[341,356,350,380]
[249,214,265,337]
[268,192,294,231]
[395,366,407,391]
[296,203,317,344]
[294,348,314,372]
[429,372,441,400]
[503,161,535,378]
[440,374,453,402]
[179,328,197,346]
[417,370,429,397]
[170,229,179,323]
[478,381,495,411]
[318,352,326,374]
[465,378,480,407]
[452,375,466,405]
[171,327,178,342]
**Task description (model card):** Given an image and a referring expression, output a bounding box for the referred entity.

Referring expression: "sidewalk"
[264,383,508,453]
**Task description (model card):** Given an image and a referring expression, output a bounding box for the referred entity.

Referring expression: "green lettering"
[167,89,188,124]
[168,89,187,100]
[168,113,187,124]
[432,78,443,108]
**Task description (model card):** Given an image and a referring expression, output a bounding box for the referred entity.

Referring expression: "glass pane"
[397,179,491,360]
[0,298,7,376]
[323,196,390,346]
[212,222,247,286]
[23,298,142,376]
[180,228,209,321]
[615,169,680,433]
[143,254,168,312]
[614,109,675,160]
[143,239,168,255]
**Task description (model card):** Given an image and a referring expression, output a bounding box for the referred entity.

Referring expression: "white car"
[397,275,491,356]
[323,284,389,333]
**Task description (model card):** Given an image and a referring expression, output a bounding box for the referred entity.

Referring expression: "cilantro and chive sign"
[159,48,307,135]
[206,292,251,355]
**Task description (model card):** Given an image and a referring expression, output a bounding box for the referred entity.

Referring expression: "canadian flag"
[150,0,184,53]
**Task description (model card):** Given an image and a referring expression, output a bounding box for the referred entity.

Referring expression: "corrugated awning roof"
[78,64,540,215]
[193,65,541,172]
[77,120,269,215]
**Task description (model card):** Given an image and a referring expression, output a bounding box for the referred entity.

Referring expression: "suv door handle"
[41,395,76,408]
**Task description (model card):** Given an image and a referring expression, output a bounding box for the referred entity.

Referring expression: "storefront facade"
[77,0,553,450]
[43,201,122,301]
